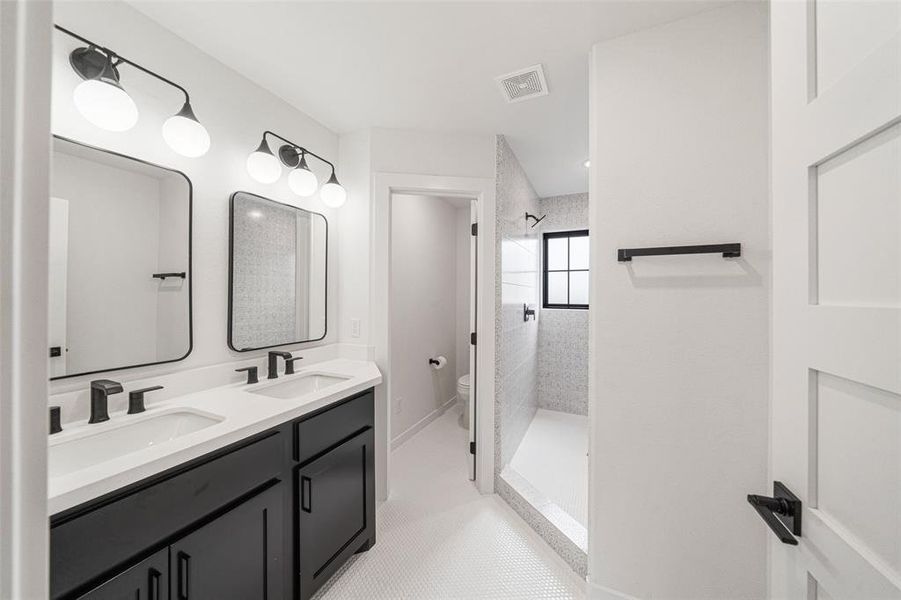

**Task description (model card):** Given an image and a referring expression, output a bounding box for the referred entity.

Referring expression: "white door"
[771,1,901,598]
[469,204,477,481]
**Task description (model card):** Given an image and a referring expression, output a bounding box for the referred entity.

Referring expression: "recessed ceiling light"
[583,159,590,168]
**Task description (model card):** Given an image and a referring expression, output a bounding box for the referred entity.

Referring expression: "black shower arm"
[525,213,546,228]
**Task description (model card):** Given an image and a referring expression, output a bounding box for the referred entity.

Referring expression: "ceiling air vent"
[496,64,548,103]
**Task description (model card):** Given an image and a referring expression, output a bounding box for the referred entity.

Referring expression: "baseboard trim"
[588,580,641,600]
[391,396,458,450]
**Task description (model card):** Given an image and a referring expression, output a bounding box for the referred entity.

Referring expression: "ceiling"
[128,1,727,198]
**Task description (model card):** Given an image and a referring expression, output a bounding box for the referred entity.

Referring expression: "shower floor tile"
[314,406,585,599]
[510,409,589,527]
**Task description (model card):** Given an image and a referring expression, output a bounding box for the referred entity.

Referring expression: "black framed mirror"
[49,136,193,379]
[228,191,328,351]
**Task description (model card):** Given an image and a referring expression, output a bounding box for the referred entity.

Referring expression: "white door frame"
[0,0,53,597]
[372,172,496,496]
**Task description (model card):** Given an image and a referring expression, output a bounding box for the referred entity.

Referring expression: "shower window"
[542,230,589,309]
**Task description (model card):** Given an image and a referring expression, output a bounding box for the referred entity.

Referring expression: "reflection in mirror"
[229,192,327,351]
[49,137,192,379]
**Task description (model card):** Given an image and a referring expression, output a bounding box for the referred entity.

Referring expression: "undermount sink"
[49,409,223,479]
[249,373,350,400]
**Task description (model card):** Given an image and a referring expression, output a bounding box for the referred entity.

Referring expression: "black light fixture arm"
[263,130,336,172]
[54,24,191,103]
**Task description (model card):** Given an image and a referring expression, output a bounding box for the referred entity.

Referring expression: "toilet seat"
[458,374,470,390]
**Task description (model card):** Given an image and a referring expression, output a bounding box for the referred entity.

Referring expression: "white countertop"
[49,358,381,515]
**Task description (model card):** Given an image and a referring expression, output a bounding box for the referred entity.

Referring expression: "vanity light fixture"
[246,137,282,184]
[246,131,347,208]
[320,171,348,208]
[56,25,211,157]
[288,152,319,197]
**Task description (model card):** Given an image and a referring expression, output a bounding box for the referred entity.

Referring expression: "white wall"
[49,0,339,393]
[156,176,191,360]
[588,5,769,599]
[336,127,495,346]
[389,195,460,441]
[50,150,165,373]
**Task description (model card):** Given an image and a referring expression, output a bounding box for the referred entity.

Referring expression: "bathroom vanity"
[47,122,368,599]
[48,361,380,600]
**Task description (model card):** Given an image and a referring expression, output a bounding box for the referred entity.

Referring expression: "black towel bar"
[617,243,741,262]
[152,272,186,280]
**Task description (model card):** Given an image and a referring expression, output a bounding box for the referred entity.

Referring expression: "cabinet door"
[77,548,167,600]
[169,483,283,600]
[297,427,375,600]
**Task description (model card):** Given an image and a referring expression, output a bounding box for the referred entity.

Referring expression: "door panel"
[771,1,901,598]
[168,484,283,600]
[78,549,167,600]
[814,372,900,572]
[297,427,374,600]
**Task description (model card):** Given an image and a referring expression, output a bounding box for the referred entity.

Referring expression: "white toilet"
[456,374,471,428]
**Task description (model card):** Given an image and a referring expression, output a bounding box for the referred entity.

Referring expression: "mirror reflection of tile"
[231,192,327,350]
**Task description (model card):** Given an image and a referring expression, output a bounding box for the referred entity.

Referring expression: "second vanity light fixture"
[246,131,347,208]
[56,25,211,158]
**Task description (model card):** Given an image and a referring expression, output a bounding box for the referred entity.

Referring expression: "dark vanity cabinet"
[297,428,375,596]
[51,388,375,600]
[76,549,168,600]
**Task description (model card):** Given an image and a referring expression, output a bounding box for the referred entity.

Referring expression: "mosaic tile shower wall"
[537,193,589,416]
[494,135,541,474]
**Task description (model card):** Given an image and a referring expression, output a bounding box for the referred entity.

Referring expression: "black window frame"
[542,229,589,310]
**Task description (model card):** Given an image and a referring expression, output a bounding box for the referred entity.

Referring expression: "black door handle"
[747,481,802,545]
[177,551,191,599]
[301,476,312,513]
[148,568,161,600]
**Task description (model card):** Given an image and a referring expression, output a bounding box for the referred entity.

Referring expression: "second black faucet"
[268,351,292,379]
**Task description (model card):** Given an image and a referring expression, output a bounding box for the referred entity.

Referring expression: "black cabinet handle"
[301,476,312,513]
[747,481,802,545]
[148,568,161,600]
[177,551,191,599]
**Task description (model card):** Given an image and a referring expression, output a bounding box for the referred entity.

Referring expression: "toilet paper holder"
[428,358,441,366]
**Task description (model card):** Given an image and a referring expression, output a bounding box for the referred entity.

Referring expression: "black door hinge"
[469,441,476,455]
[471,223,478,236]
[470,332,477,345]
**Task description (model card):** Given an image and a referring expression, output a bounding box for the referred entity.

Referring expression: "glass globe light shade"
[288,157,319,197]
[320,172,347,208]
[73,79,138,132]
[245,138,281,184]
[162,102,210,157]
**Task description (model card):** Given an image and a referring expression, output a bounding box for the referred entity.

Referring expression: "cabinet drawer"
[76,548,167,600]
[294,389,373,464]
[51,431,283,599]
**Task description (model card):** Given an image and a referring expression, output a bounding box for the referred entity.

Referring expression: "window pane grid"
[542,230,589,309]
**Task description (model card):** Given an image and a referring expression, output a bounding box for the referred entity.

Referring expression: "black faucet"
[89,379,123,424]
[268,351,292,379]
[128,385,164,415]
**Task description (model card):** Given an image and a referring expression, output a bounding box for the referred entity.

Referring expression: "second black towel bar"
[152,272,187,280]
[618,243,741,262]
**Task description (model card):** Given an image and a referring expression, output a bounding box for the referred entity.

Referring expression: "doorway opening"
[388,193,477,479]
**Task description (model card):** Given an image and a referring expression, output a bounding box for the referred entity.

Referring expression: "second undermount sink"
[49,408,223,479]
[249,373,350,400]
